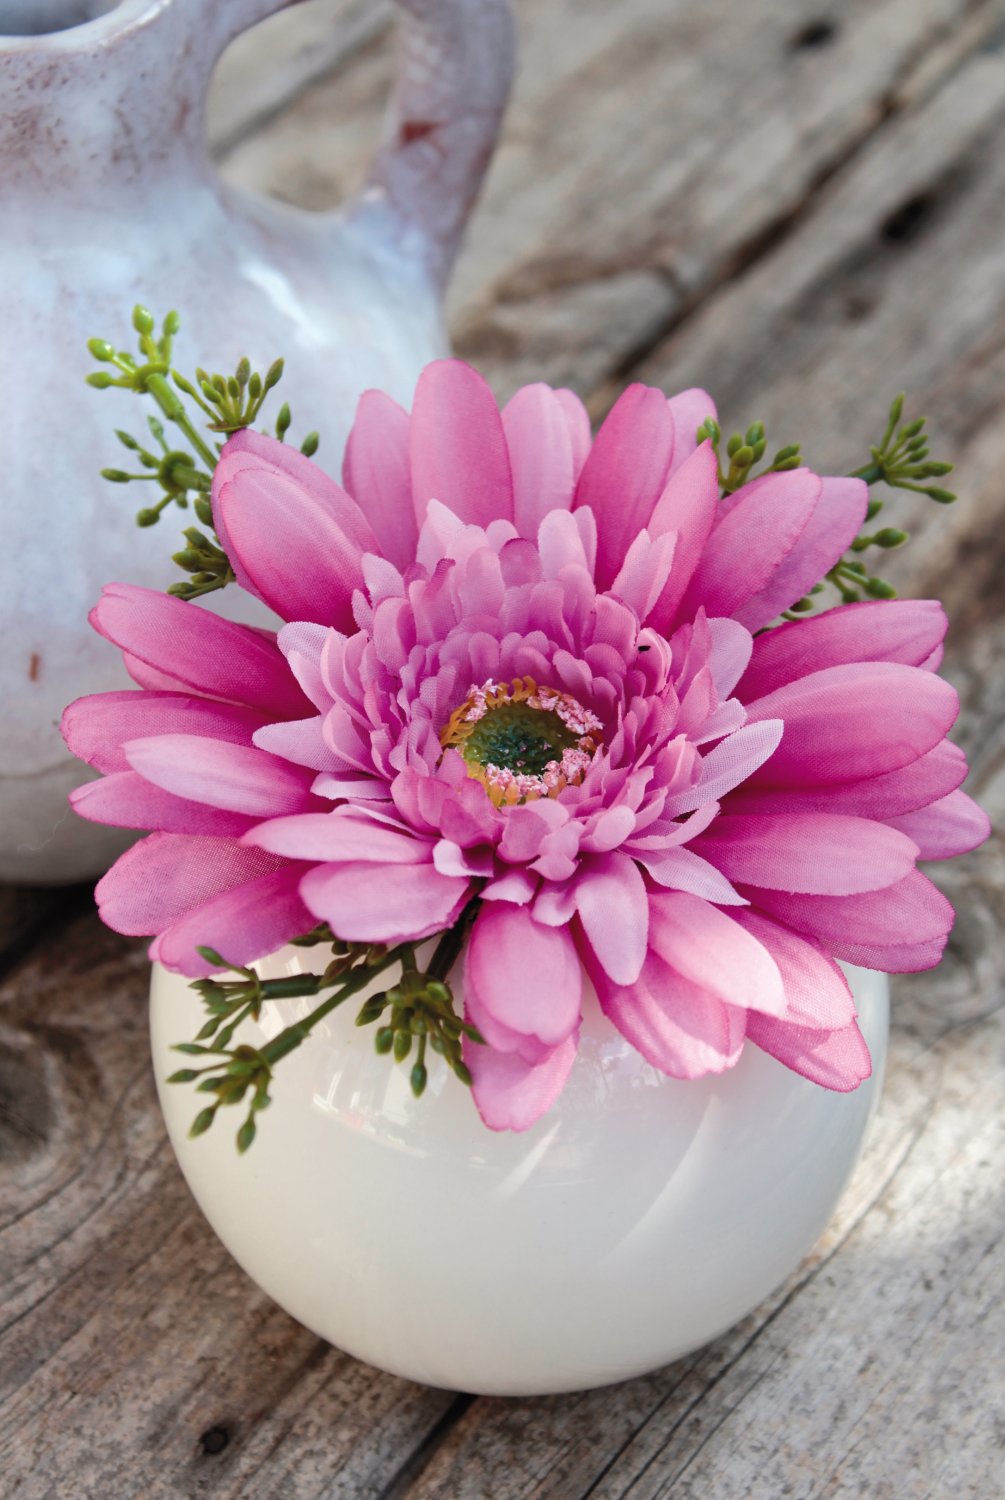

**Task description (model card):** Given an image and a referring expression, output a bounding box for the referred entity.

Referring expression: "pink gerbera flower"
[62,362,989,1130]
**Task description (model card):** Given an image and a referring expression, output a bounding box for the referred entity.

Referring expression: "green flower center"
[440,678,603,806]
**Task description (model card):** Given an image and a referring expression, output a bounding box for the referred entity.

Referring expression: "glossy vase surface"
[152,945,889,1396]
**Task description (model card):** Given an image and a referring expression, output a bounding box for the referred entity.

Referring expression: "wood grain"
[2,1,1003,1495]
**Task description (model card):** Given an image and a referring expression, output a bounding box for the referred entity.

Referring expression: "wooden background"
[3,1,1004,1494]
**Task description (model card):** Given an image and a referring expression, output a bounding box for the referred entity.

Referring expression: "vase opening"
[0,0,121,36]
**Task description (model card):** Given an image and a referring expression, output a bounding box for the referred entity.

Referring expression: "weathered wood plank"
[0,917,459,1499]
[207,0,392,161]
[3,2,1004,1496]
[212,1,1005,398]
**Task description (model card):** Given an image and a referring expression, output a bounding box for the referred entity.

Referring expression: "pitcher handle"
[358,0,516,289]
[204,0,514,291]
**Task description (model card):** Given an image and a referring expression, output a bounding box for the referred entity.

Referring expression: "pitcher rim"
[0,0,185,50]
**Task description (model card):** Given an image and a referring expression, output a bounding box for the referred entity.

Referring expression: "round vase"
[151,946,889,1396]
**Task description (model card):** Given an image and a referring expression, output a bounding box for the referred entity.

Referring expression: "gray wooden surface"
[3,1,1005,1495]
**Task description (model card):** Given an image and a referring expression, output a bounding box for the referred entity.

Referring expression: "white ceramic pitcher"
[0,0,514,881]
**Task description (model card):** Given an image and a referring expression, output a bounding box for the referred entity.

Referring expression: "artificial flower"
[62,361,988,1130]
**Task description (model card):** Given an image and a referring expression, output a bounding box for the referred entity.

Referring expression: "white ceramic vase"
[0,0,513,882]
[151,946,889,1396]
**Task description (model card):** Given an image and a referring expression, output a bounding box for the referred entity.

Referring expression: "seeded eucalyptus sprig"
[696,393,956,618]
[168,903,484,1153]
[86,304,318,600]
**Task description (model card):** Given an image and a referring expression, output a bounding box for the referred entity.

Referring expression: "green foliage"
[167,905,483,1153]
[86,304,319,601]
[697,393,956,618]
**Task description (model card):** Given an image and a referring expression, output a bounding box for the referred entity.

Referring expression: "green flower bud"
[393,1029,412,1063]
[300,431,319,458]
[865,577,896,599]
[86,371,115,389]
[196,946,227,967]
[132,304,155,336]
[410,1062,428,1098]
[189,1105,217,1138]
[100,467,132,483]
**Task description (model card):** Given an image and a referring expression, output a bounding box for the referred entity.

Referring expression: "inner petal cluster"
[440,677,602,805]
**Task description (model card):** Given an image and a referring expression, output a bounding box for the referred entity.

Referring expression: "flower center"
[440,678,602,806]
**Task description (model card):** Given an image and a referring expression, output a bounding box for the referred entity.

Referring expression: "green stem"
[145,372,219,470]
[849,462,883,484]
[428,898,480,981]
[261,945,408,1066]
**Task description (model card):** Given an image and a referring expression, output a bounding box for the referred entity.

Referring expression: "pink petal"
[213,430,376,630]
[664,721,784,815]
[299,859,470,943]
[745,1013,871,1091]
[124,735,316,816]
[666,387,717,473]
[60,690,267,775]
[678,469,821,627]
[554,389,592,477]
[633,844,746,905]
[481,868,538,905]
[609,530,678,620]
[465,904,581,1053]
[90,584,310,719]
[502,383,578,538]
[432,840,494,878]
[740,599,948,701]
[342,388,418,567]
[152,868,315,978]
[247,810,428,863]
[574,384,675,588]
[707,618,754,698]
[648,891,786,1016]
[252,716,341,772]
[409,359,513,528]
[884,789,990,859]
[574,852,649,985]
[725,739,969,820]
[746,663,959,785]
[95,832,287,937]
[590,949,746,1078]
[70,770,253,837]
[692,812,919,895]
[727,908,856,1029]
[742,870,955,971]
[538,508,592,579]
[733,476,867,631]
[646,441,720,633]
[466,1032,578,1132]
